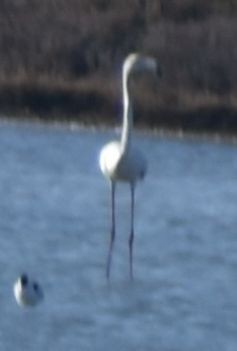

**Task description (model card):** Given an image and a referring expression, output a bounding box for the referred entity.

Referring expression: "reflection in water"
[0,121,237,350]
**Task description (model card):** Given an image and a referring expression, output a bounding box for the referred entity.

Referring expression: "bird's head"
[20,274,28,287]
[123,53,162,80]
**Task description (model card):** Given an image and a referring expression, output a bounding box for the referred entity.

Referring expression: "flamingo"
[14,273,44,307]
[99,53,161,279]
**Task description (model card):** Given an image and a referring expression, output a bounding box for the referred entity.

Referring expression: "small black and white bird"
[13,273,44,307]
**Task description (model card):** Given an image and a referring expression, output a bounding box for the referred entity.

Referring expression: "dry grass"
[0,0,237,133]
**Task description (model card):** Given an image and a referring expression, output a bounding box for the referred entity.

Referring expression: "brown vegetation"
[0,0,237,133]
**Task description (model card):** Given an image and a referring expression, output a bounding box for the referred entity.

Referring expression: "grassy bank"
[0,0,237,133]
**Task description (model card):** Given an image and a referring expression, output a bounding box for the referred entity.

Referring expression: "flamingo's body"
[100,141,146,182]
[99,53,161,279]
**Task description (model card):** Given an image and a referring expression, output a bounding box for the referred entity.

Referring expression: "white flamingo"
[99,53,161,279]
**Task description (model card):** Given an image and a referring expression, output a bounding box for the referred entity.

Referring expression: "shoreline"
[1,114,237,146]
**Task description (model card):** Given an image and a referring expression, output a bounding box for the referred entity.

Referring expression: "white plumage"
[99,53,161,279]
[100,141,146,181]
[14,274,44,307]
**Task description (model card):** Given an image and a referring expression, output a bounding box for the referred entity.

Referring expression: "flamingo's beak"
[156,63,162,78]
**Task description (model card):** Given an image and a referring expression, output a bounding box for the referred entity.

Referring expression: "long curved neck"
[121,67,133,152]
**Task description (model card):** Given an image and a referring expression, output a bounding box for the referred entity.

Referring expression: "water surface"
[0,121,237,350]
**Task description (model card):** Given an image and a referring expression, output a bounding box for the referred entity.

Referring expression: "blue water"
[0,121,237,350]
